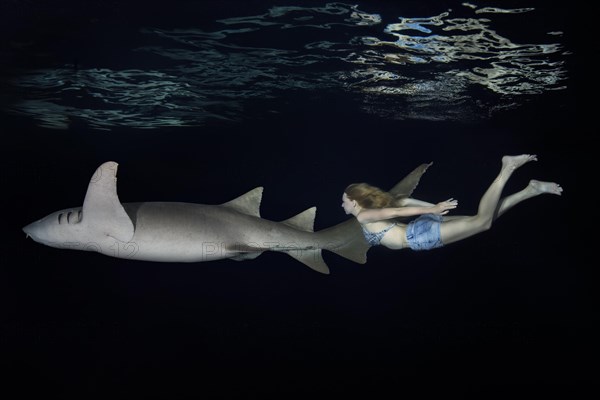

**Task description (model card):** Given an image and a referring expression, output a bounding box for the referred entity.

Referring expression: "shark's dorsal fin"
[81,161,135,242]
[282,206,316,232]
[221,187,263,217]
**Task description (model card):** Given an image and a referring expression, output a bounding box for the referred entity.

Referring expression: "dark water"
[1,0,595,397]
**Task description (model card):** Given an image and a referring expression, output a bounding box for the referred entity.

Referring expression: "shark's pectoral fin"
[282,206,316,232]
[221,187,263,217]
[285,249,330,275]
[81,161,135,242]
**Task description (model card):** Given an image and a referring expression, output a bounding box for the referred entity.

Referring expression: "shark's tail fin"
[279,207,369,275]
[316,218,370,266]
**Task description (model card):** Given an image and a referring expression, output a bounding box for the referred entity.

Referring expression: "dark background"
[1,0,596,397]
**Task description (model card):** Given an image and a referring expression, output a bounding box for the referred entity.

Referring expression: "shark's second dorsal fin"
[81,161,135,242]
[282,206,316,232]
[221,187,263,217]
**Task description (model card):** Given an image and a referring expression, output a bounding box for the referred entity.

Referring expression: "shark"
[22,161,431,274]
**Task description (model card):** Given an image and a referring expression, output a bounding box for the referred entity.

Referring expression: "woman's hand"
[433,198,458,215]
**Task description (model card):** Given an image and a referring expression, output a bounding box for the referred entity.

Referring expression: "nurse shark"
[22,161,430,274]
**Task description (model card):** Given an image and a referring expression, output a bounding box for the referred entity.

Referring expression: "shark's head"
[23,207,86,248]
[23,161,135,253]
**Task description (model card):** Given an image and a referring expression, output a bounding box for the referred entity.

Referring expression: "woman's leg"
[443,179,563,221]
[439,154,538,245]
[496,179,562,218]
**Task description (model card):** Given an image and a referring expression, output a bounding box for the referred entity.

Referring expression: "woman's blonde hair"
[344,183,393,209]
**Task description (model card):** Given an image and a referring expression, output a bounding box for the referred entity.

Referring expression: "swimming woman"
[342,154,563,250]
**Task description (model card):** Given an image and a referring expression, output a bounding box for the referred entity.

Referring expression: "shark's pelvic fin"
[221,187,263,217]
[81,161,135,242]
[231,252,263,261]
[282,206,316,232]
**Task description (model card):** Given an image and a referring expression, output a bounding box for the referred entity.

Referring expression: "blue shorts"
[406,214,443,251]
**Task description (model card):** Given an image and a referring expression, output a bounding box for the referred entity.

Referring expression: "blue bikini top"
[361,223,396,246]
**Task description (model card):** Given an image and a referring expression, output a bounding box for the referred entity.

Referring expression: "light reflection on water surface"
[8,3,568,129]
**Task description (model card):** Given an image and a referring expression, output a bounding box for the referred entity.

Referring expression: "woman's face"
[341,193,355,215]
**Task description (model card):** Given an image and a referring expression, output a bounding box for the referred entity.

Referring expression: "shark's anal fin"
[221,187,263,217]
[282,206,316,232]
[229,242,329,274]
[81,161,135,242]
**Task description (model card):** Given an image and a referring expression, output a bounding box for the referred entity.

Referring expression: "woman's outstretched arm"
[395,197,435,207]
[357,199,457,224]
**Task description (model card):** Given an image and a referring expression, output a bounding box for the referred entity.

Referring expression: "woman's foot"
[501,154,538,172]
[529,179,563,196]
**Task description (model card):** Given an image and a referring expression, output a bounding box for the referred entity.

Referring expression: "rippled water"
[5,2,569,129]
